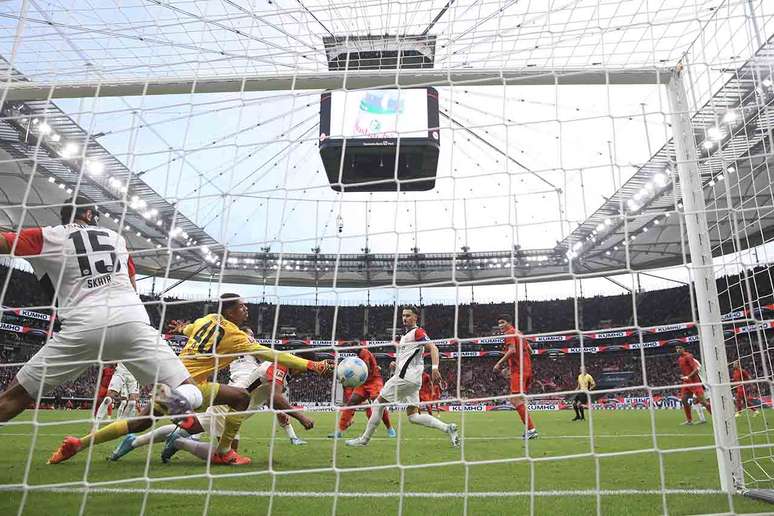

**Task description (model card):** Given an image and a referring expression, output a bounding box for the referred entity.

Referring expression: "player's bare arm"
[425,341,442,383]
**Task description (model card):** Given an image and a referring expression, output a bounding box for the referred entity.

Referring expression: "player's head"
[731,359,740,369]
[580,365,586,374]
[676,345,686,355]
[60,196,99,226]
[220,293,248,325]
[497,314,514,331]
[401,305,419,327]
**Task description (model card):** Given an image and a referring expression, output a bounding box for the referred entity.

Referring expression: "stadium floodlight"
[727,166,736,174]
[653,172,669,187]
[627,199,640,211]
[59,142,79,159]
[702,140,714,150]
[707,126,723,140]
[37,122,51,135]
[50,133,61,142]
[604,217,612,226]
[763,77,773,88]
[722,110,738,124]
[85,159,104,175]
[47,176,55,183]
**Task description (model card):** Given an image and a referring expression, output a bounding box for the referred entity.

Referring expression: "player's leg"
[694,390,712,413]
[2,330,93,423]
[377,384,395,436]
[0,379,35,422]
[680,387,693,424]
[346,378,398,446]
[50,324,219,464]
[578,393,586,420]
[97,388,119,420]
[108,423,178,461]
[276,412,303,444]
[126,393,139,418]
[339,391,367,432]
[510,373,536,437]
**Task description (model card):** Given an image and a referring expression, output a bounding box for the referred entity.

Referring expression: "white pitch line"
[0,486,727,498]
[0,433,715,440]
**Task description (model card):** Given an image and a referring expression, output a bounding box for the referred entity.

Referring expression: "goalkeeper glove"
[307,359,334,375]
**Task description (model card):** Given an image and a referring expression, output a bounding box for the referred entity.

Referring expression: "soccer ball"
[337,357,368,387]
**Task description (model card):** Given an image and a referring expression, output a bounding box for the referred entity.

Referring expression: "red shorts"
[680,383,704,398]
[735,386,748,400]
[352,379,383,401]
[510,372,532,394]
[419,390,433,402]
[98,387,108,399]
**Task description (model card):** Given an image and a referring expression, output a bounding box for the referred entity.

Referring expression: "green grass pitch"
[2,408,774,515]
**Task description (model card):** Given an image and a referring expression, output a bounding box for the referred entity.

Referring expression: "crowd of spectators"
[1,263,773,406]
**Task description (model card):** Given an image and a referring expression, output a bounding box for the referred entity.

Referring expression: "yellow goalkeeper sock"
[80,419,129,447]
[217,410,249,453]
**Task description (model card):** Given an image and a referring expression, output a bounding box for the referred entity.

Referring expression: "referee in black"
[572,366,596,421]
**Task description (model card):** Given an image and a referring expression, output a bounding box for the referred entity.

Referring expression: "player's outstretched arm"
[270,391,314,430]
[244,341,333,375]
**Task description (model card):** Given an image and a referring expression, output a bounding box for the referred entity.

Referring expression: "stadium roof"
[0,1,772,289]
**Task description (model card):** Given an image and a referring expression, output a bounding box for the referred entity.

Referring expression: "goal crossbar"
[0,68,671,101]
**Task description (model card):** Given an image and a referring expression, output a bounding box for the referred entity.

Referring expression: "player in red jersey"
[419,370,435,415]
[94,364,117,417]
[331,344,395,438]
[731,360,759,417]
[431,382,442,412]
[493,314,537,439]
[676,345,711,425]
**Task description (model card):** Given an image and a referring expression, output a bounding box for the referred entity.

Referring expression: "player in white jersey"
[96,363,140,419]
[0,197,250,463]
[109,353,312,462]
[346,305,459,447]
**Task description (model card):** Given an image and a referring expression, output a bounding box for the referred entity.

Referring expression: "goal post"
[666,66,743,493]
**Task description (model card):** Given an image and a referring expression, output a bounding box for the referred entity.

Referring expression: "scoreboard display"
[319,87,440,192]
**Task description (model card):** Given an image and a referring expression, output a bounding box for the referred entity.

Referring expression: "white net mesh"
[2,1,774,515]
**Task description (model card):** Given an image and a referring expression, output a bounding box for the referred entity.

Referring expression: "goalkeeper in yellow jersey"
[49,293,333,466]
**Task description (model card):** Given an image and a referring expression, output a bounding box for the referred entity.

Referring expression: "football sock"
[360,404,385,441]
[175,436,213,461]
[217,409,250,454]
[96,397,112,419]
[579,405,585,419]
[382,408,392,429]
[81,419,129,447]
[126,400,137,418]
[339,407,355,431]
[682,404,692,421]
[516,404,535,430]
[131,424,176,448]
[284,423,298,440]
[117,400,127,418]
[408,412,449,432]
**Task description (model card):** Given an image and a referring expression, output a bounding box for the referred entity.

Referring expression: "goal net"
[1,1,774,515]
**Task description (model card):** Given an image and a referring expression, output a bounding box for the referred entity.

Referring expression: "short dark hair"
[220,293,242,312]
[60,196,98,225]
[497,313,513,324]
[402,305,419,316]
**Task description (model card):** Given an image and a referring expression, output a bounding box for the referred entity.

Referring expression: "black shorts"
[574,392,589,404]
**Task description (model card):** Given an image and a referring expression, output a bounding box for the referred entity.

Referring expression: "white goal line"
[0,486,726,498]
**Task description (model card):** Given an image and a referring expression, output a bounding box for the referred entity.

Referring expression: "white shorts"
[108,367,139,397]
[380,376,421,406]
[196,382,275,439]
[17,321,190,397]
